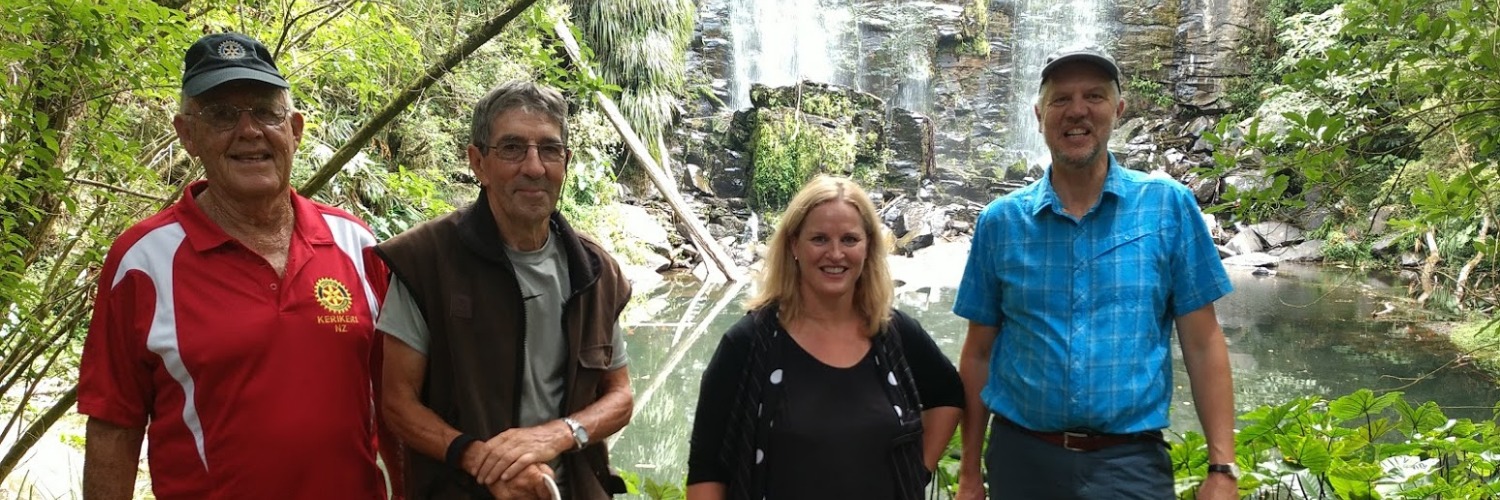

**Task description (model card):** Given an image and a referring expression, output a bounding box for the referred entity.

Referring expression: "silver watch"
[562,417,589,450]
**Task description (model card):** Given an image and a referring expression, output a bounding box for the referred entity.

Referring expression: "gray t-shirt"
[377,232,628,429]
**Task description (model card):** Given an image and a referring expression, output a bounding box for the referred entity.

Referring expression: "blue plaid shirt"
[952,156,1232,434]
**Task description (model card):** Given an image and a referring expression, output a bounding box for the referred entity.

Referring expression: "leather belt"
[995,416,1162,452]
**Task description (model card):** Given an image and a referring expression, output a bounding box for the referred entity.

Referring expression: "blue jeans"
[984,416,1174,499]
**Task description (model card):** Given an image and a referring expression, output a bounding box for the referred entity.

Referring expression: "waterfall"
[889,7,934,114]
[1008,0,1111,166]
[727,0,858,109]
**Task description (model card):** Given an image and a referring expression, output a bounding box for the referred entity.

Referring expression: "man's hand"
[955,473,986,500]
[485,463,556,500]
[466,422,570,485]
[1196,472,1238,499]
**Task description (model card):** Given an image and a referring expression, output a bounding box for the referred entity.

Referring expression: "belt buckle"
[1061,431,1089,452]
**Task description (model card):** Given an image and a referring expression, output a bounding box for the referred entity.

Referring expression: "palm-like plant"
[569,0,696,168]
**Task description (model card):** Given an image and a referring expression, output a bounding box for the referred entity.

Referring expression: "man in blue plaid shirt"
[951,45,1239,500]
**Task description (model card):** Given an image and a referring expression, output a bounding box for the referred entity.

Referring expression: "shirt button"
[270,283,278,290]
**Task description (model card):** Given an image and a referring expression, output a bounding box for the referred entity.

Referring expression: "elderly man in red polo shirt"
[78,32,394,499]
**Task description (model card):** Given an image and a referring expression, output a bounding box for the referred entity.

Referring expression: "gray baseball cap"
[1040,44,1122,88]
[181,32,289,97]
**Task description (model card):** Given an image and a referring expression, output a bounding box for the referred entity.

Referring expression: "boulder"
[1223,168,1274,194]
[1371,232,1404,257]
[1399,252,1422,267]
[1201,213,1225,242]
[1298,207,1334,234]
[1247,221,1305,247]
[1267,240,1324,262]
[612,203,674,272]
[1190,177,1219,204]
[1225,228,1265,255]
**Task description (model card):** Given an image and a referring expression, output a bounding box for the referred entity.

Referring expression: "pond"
[607,243,1500,486]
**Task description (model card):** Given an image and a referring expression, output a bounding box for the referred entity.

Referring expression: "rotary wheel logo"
[313,278,353,314]
[217,40,247,59]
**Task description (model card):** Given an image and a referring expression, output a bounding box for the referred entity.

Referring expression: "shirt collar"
[1027,152,1125,217]
[177,179,330,253]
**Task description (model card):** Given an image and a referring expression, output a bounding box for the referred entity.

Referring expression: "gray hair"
[470,80,569,146]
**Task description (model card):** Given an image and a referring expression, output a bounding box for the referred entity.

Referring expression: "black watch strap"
[1207,463,1235,476]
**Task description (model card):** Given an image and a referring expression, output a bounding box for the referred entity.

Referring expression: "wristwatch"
[562,417,589,451]
[1207,463,1240,479]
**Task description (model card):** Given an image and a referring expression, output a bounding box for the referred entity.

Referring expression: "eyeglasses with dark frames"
[186,104,291,131]
[478,141,569,164]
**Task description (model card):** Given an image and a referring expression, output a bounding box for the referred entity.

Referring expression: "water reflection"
[609,263,1500,484]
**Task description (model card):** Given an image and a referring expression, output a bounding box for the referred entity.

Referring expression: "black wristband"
[445,433,480,469]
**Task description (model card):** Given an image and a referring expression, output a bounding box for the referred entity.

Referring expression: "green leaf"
[1276,434,1334,474]
[1328,462,1382,499]
[1329,389,1401,421]
[1394,399,1448,435]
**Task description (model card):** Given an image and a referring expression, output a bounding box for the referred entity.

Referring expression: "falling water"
[727,0,857,109]
[889,7,934,114]
[1009,0,1111,166]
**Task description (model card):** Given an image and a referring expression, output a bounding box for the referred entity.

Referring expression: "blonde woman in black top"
[686,175,964,500]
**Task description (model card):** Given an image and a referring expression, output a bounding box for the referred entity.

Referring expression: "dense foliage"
[0,0,631,491]
[907,392,1500,500]
[569,0,695,170]
[622,392,1500,500]
[1207,0,1500,315]
[1172,390,1500,499]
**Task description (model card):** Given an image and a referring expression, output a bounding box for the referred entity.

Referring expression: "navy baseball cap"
[1040,44,1122,88]
[181,32,289,97]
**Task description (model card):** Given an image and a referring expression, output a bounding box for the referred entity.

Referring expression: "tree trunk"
[0,387,77,483]
[1455,213,1491,308]
[0,28,85,316]
[1416,230,1441,306]
[299,0,539,196]
[551,20,744,282]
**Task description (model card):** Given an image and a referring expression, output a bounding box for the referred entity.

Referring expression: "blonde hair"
[747,175,894,336]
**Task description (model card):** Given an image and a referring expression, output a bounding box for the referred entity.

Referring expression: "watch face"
[565,417,589,448]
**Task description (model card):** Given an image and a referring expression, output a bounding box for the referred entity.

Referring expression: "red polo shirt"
[79,181,389,499]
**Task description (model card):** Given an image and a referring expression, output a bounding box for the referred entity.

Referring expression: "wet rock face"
[886,108,935,188]
[674,0,1284,241]
[1110,0,1266,116]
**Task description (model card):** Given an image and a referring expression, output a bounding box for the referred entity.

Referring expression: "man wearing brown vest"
[375,80,633,499]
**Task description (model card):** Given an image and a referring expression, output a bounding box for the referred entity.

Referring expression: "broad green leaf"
[1395,399,1448,435]
[1276,434,1334,474]
[1328,462,1382,499]
[1330,389,1401,421]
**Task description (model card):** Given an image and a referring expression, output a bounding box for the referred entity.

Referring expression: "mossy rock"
[957,0,991,57]
[748,108,859,209]
[744,81,893,204]
[749,81,885,122]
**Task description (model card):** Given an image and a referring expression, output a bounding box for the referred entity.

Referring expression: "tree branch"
[0,387,77,483]
[1416,230,1441,306]
[284,1,359,56]
[67,177,170,203]
[1455,213,1491,308]
[299,0,540,196]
